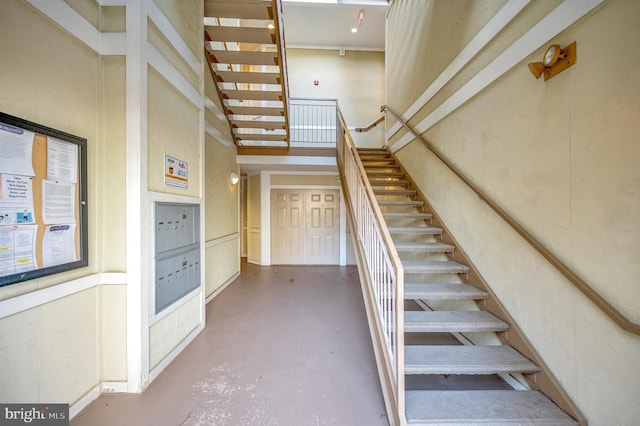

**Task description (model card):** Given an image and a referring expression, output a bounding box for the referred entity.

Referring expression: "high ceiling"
[281,0,388,51]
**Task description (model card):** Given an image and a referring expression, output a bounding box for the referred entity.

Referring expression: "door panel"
[271,190,305,264]
[270,188,340,265]
[306,190,340,265]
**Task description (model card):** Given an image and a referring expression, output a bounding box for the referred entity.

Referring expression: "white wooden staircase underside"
[204,0,290,149]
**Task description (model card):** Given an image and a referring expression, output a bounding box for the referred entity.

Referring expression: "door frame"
[260,171,346,266]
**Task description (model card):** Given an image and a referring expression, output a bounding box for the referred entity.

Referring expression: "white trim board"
[26,0,126,55]
[148,321,204,383]
[386,0,530,139]
[205,97,227,122]
[147,43,202,109]
[147,0,201,74]
[205,271,240,304]
[205,233,240,249]
[205,120,234,147]
[0,272,127,320]
[391,0,605,153]
[125,0,149,394]
[236,155,337,167]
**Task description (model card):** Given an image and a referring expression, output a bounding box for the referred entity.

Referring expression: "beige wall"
[287,48,385,147]
[203,52,240,298]
[147,66,201,197]
[0,0,224,415]
[387,0,640,424]
[0,0,109,407]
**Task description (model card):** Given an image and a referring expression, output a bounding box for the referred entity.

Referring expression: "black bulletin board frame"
[0,112,88,287]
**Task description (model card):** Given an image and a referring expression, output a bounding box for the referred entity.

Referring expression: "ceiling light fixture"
[351,10,364,33]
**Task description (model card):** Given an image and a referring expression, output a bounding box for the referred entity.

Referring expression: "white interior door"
[271,189,305,264]
[270,188,340,265]
[306,190,340,265]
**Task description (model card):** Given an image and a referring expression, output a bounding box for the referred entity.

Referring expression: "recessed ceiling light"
[351,27,358,33]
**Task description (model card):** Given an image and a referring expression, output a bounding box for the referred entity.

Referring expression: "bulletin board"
[0,112,88,287]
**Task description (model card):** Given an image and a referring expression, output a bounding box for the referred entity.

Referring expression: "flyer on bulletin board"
[0,173,35,225]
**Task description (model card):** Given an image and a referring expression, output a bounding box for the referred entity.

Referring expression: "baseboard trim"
[69,384,101,420]
[148,323,205,383]
[205,271,240,304]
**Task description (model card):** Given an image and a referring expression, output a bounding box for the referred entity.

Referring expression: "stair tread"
[357,148,389,152]
[395,242,454,252]
[378,200,424,206]
[388,226,442,234]
[402,260,469,274]
[405,390,577,425]
[367,171,405,177]
[404,345,539,375]
[405,310,509,332]
[404,283,487,300]
[364,164,399,168]
[361,159,395,163]
[369,179,410,186]
[374,189,417,196]
[383,212,433,220]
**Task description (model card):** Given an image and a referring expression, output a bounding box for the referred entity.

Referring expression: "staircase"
[204,0,290,149]
[357,147,578,425]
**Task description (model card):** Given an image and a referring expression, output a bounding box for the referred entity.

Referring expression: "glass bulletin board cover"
[0,112,88,287]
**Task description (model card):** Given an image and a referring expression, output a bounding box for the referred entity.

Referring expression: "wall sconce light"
[229,171,239,185]
[528,42,577,81]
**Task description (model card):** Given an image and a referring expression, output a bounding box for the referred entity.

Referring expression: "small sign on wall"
[164,155,188,188]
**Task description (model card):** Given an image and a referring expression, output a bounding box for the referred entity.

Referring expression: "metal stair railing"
[289,98,337,146]
[384,105,640,336]
[336,106,405,423]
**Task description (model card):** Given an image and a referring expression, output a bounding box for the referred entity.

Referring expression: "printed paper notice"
[0,225,38,277]
[0,174,35,225]
[42,180,76,224]
[42,224,77,267]
[164,155,188,188]
[0,122,35,177]
[47,137,78,183]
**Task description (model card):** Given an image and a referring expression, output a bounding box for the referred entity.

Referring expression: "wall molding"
[205,120,234,147]
[0,272,127,320]
[391,0,605,153]
[26,0,126,55]
[205,97,226,121]
[69,384,101,420]
[147,43,202,109]
[147,0,201,74]
[205,271,240,304]
[205,232,240,249]
[148,322,204,383]
[386,0,530,139]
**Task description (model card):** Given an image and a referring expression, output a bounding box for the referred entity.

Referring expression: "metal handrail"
[384,105,640,336]
[355,114,385,133]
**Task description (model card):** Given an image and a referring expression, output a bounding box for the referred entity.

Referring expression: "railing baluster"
[288,98,338,146]
[336,107,405,421]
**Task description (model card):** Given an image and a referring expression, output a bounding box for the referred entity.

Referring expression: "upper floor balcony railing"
[289,98,337,147]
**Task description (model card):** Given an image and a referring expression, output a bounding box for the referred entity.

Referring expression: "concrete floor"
[72,262,389,426]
